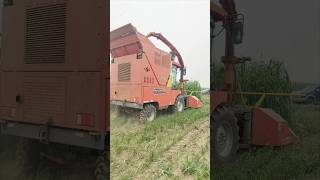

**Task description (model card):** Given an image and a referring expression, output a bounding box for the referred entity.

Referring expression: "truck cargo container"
[0,0,109,178]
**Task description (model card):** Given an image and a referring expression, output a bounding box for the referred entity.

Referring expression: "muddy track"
[136,119,210,179]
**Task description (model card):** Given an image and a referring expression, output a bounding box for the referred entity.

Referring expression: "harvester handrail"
[184,90,203,96]
[233,91,304,108]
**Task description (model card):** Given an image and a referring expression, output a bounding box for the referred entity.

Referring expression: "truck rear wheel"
[139,104,157,122]
[94,152,108,180]
[16,138,43,174]
[212,106,239,163]
[94,137,109,180]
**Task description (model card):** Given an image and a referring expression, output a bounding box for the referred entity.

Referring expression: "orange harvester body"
[110,24,202,110]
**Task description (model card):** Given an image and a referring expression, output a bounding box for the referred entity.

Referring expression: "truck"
[0,0,109,179]
[110,24,203,122]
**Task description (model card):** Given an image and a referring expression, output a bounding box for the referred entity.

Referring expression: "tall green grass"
[236,59,292,120]
[212,59,293,120]
[211,64,224,90]
[185,80,202,100]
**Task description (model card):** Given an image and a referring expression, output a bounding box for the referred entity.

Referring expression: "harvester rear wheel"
[139,104,157,122]
[212,106,239,164]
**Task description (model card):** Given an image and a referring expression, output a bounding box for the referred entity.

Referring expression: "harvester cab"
[211,0,298,163]
[110,24,202,122]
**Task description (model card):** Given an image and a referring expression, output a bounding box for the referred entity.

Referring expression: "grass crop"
[236,59,292,120]
[212,59,293,120]
[159,163,173,177]
[110,95,210,179]
[185,80,203,100]
[182,157,198,175]
[211,64,224,90]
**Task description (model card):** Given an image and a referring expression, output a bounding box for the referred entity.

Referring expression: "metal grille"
[118,63,131,82]
[23,77,66,121]
[25,3,66,64]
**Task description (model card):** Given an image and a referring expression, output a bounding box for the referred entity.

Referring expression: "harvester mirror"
[170,52,176,61]
[183,67,187,76]
[136,52,143,59]
[232,21,244,44]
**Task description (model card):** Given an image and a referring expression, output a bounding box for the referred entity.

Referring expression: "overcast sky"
[111,0,210,88]
[213,0,320,84]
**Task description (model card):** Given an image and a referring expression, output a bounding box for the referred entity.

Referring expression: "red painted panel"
[251,108,298,146]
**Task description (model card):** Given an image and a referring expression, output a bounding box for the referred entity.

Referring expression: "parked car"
[292,84,320,105]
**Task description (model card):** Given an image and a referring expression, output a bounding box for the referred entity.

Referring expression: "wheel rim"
[177,100,183,112]
[146,109,155,122]
[216,122,233,158]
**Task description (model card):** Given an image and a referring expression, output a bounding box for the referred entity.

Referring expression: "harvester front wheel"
[139,104,157,122]
[169,96,185,113]
[213,106,239,163]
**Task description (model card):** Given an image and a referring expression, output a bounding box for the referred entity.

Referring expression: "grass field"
[214,104,320,180]
[0,95,210,180]
[0,135,97,180]
[1,100,319,180]
[110,95,210,180]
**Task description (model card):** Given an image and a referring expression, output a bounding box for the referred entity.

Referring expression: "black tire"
[16,138,43,175]
[212,106,239,164]
[94,152,108,180]
[169,96,185,113]
[139,104,157,122]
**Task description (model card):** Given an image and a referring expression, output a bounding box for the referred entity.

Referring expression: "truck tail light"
[76,113,94,127]
[0,107,16,118]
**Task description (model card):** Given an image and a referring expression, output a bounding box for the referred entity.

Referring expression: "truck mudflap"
[0,120,106,150]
